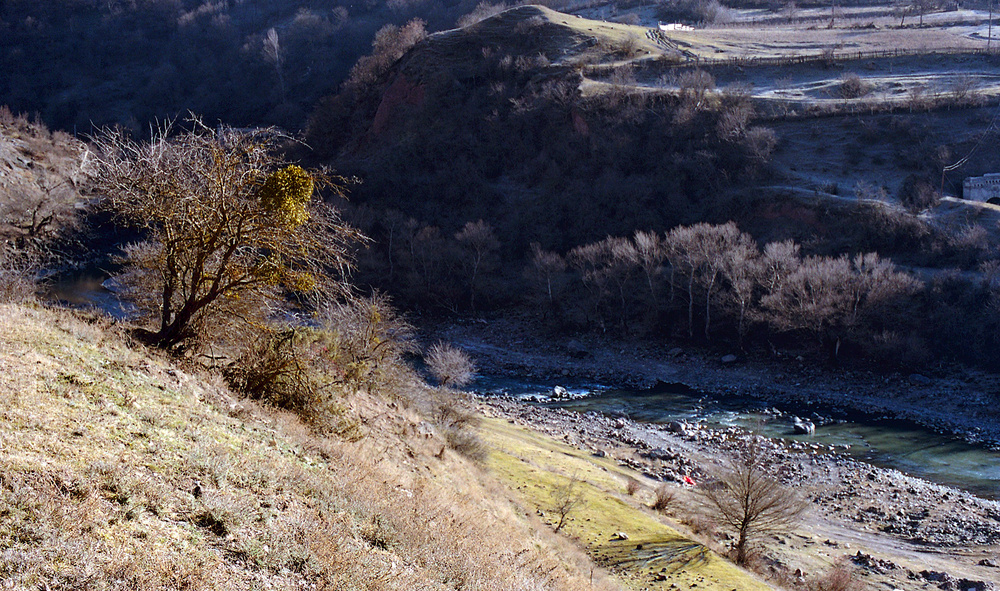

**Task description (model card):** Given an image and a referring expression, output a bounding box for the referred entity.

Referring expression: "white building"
[964,173,1000,203]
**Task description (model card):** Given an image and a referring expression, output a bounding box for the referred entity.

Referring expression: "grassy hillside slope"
[0,301,776,589]
[480,418,773,591]
[0,303,613,589]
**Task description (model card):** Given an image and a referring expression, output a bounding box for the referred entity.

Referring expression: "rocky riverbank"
[425,314,1000,448]
[480,397,1000,591]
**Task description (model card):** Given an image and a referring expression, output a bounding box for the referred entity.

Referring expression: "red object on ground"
[683,475,696,486]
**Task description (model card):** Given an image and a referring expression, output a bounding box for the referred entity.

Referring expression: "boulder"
[909,373,932,386]
[792,418,816,435]
[667,347,684,358]
[565,340,590,359]
[552,385,570,399]
[721,354,738,364]
[666,420,688,435]
[611,531,629,541]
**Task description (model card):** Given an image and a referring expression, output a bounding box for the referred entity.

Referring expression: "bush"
[838,73,873,99]
[425,342,477,387]
[625,476,640,496]
[0,245,38,303]
[651,484,675,512]
[898,174,939,212]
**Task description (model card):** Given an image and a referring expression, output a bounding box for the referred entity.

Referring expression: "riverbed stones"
[565,340,590,359]
[792,417,816,435]
[666,420,688,435]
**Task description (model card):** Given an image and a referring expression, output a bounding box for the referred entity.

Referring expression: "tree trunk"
[736,529,749,565]
[687,272,696,338]
[704,271,717,340]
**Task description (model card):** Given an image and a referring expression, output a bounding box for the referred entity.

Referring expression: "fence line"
[676,46,998,68]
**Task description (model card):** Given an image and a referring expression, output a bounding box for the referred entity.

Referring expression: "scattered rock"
[666,421,688,435]
[853,551,897,574]
[792,418,816,435]
[565,340,590,359]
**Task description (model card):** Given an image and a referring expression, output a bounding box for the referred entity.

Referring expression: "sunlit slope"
[0,303,612,590]
[481,418,774,591]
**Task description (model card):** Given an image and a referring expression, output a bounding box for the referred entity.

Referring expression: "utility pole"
[989,0,994,53]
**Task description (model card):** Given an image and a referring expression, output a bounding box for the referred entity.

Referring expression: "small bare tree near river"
[697,438,808,565]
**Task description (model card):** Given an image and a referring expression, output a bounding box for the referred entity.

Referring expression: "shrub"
[456,2,509,28]
[810,561,867,591]
[92,119,363,352]
[425,342,476,387]
[898,174,939,212]
[625,476,641,496]
[651,484,676,512]
[0,245,38,303]
[838,73,873,99]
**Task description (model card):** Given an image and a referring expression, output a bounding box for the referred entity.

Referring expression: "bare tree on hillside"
[92,119,363,351]
[760,255,855,343]
[345,19,427,97]
[262,28,286,103]
[455,219,499,311]
[569,237,638,332]
[527,242,567,312]
[666,223,752,340]
[634,230,667,309]
[759,240,801,294]
[698,439,807,565]
[720,236,761,342]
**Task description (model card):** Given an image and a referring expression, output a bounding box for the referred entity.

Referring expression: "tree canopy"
[92,120,364,351]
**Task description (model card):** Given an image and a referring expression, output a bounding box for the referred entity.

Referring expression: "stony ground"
[421,315,1000,589]
[481,398,1000,591]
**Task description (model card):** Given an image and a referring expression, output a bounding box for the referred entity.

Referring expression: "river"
[473,376,1000,500]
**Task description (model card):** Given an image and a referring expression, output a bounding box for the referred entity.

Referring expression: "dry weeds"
[0,303,610,590]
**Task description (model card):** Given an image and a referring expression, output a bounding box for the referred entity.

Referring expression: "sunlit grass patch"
[480,417,773,590]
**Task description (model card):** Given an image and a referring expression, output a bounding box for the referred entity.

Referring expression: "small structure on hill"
[963,173,1000,204]
[659,22,694,31]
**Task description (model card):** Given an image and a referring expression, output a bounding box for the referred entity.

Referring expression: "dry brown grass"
[651,483,677,513]
[0,303,612,590]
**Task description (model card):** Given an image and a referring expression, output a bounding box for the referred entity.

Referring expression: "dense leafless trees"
[544,222,921,356]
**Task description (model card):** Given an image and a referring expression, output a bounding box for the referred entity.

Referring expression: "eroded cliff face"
[370,74,427,137]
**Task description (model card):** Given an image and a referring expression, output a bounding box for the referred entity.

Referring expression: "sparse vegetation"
[0,303,609,590]
[652,484,677,513]
[552,473,586,532]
